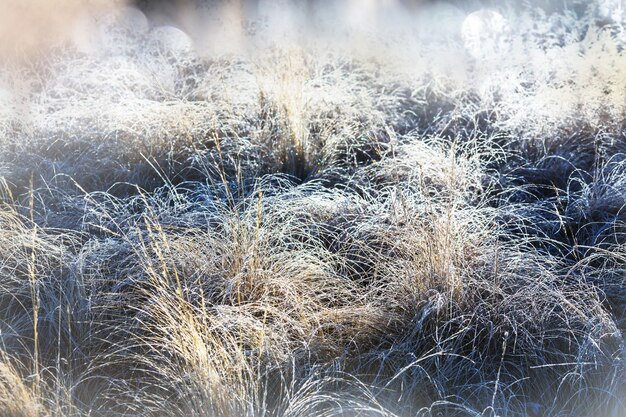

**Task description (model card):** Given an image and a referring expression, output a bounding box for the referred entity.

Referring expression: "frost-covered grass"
[0,1,625,416]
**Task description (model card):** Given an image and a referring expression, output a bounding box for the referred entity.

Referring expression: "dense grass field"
[0,0,625,415]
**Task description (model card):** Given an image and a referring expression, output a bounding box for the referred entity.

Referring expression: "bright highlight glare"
[461,9,510,60]
[597,0,625,22]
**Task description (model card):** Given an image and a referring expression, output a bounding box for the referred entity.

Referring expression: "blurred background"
[1,0,602,60]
